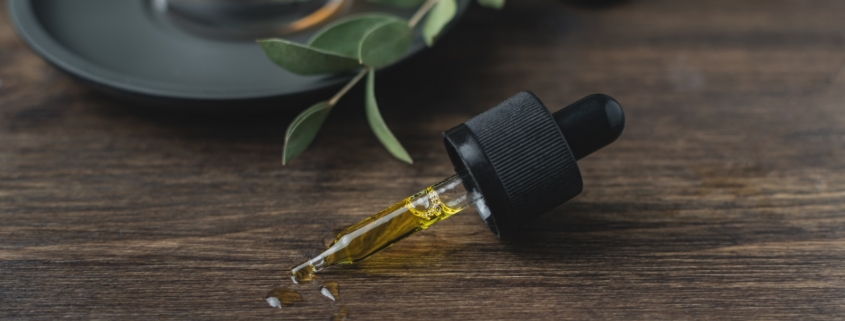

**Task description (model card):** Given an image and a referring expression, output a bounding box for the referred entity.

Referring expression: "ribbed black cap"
[442,92,624,237]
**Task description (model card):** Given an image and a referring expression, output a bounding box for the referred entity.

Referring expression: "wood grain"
[2,0,845,319]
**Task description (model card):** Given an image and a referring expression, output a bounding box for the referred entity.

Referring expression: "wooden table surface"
[3,0,845,319]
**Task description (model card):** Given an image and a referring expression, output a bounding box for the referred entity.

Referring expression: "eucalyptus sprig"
[259,0,504,165]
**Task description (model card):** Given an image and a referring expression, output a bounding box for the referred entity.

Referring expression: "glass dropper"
[291,174,483,283]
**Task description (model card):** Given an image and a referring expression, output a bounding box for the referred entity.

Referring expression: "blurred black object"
[7,0,470,110]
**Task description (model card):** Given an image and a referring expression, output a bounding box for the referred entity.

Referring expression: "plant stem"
[328,68,369,106]
[408,0,440,28]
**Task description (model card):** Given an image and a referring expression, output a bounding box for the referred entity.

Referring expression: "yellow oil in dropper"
[291,174,481,283]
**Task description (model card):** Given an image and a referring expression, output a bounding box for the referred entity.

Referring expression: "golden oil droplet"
[331,305,349,321]
[264,287,303,309]
[320,281,339,301]
[290,261,317,284]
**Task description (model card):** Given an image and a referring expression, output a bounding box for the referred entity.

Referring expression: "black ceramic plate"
[8,0,469,105]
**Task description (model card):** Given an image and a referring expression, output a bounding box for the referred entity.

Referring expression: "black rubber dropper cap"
[554,93,626,161]
[442,92,624,237]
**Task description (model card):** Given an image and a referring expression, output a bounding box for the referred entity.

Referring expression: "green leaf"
[422,0,457,46]
[358,20,413,69]
[308,13,403,58]
[366,0,426,8]
[365,69,413,164]
[477,0,504,9]
[282,101,333,165]
[258,39,360,75]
